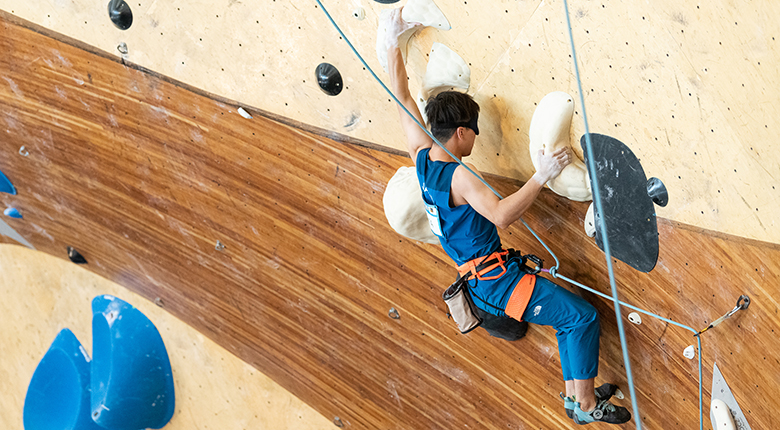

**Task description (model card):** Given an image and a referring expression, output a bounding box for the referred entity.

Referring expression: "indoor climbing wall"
[0,243,335,430]
[1,12,778,429]
[0,0,777,244]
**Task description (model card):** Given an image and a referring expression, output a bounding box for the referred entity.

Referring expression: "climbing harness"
[443,249,541,333]
[456,249,542,280]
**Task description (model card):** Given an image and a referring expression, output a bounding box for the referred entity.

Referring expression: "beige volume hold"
[528,92,592,202]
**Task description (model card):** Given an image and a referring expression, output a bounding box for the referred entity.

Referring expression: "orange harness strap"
[504,274,537,321]
[457,250,538,321]
[457,250,510,281]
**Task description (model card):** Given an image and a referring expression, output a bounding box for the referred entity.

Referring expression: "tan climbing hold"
[415,42,471,125]
[529,92,592,202]
[376,0,450,73]
[383,166,439,244]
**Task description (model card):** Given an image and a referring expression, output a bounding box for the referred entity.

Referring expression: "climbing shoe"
[561,393,575,419]
[561,383,621,419]
[595,383,621,402]
[573,399,631,425]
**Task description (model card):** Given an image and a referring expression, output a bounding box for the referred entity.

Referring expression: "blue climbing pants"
[520,277,600,381]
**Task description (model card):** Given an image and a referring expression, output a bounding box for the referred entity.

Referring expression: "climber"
[383,7,630,425]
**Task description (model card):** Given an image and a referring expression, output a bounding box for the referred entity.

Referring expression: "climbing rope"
[312,1,704,428]
[559,0,643,426]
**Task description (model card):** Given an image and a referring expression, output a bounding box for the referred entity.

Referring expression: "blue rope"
[560,0,641,427]
[313,1,703,428]
[555,273,703,428]
[312,0,502,201]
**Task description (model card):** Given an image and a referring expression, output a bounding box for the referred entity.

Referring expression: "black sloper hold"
[108,0,133,30]
[646,177,669,207]
[67,246,88,264]
[373,0,401,3]
[316,63,343,96]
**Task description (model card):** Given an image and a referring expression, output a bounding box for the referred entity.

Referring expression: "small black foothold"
[388,307,400,319]
[372,0,400,3]
[316,63,343,96]
[67,246,88,264]
[108,0,133,30]
[647,177,668,207]
[333,417,344,427]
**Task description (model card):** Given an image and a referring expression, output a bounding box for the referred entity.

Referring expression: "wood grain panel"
[0,245,336,430]
[3,0,779,243]
[1,12,777,429]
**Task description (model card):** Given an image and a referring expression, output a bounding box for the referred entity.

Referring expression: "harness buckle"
[521,254,544,275]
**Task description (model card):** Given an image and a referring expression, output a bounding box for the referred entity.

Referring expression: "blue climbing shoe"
[573,399,631,425]
[561,393,575,419]
[561,383,621,419]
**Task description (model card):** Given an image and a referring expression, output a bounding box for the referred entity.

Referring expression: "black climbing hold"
[372,0,401,3]
[67,246,88,264]
[646,177,668,207]
[108,0,133,30]
[316,63,343,96]
[581,133,659,273]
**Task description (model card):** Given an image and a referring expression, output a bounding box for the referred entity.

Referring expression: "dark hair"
[425,91,480,143]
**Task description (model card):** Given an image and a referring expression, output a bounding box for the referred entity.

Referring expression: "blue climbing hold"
[23,329,103,430]
[90,295,175,430]
[4,207,22,218]
[0,169,16,195]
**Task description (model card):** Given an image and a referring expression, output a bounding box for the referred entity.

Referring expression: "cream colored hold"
[376,0,450,73]
[710,399,736,430]
[415,42,471,125]
[529,92,592,202]
[383,166,439,244]
[584,202,596,237]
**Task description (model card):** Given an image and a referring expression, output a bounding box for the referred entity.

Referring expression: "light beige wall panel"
[0,245,333,430]
[1,0,778,243]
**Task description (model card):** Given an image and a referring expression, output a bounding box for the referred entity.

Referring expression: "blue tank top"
[415,148,502,265]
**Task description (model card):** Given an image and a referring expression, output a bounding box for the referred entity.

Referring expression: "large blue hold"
[90,295,175,429]
[0,169,16,195]
[23,329,103,430]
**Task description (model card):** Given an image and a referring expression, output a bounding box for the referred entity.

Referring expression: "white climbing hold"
[683,345,696,359]
[710,399,736,430]
[352,7,365,20]
[415,43,471,125]
[628,312,642,325]
[529,92,593,202]
[584,202,596,237]
[19,146,29,156]
[383,166,439,244]
[376,0,450,73]
[402,0,450,30]
[237,107,253,119]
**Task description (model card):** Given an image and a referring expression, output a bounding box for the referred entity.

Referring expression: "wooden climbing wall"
[1,13,778,429]
[0,0,778,244]
[0,245,334,430]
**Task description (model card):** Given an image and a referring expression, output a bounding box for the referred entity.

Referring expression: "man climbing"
[383,8,631,425]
